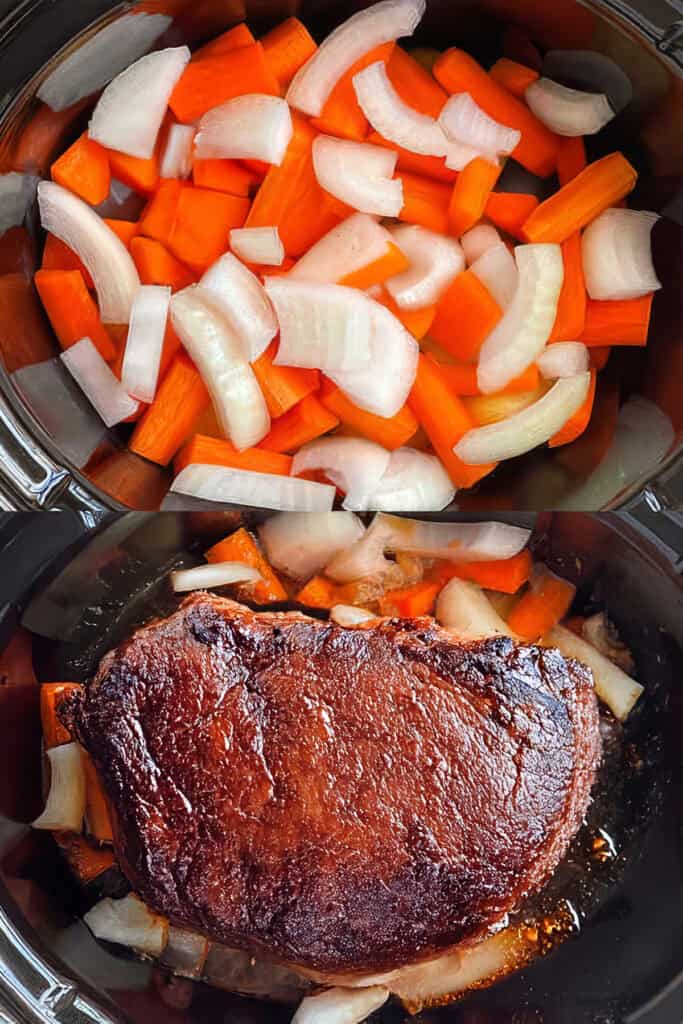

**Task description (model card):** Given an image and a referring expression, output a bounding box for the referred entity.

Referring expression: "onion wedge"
[292,437,392,510]
[288,213,399,284]
[170,562,262,592]
[121,284,171,404]
[230,227,284,267]
[361,447,455,510]
[159,123,195,179]
[200,253,277,363]
[84,894,168,957]
[32,743,86,833]
[286,0,425,116]
[89,46,190,159]
[313,135,402,217]
[436,577,515,639]
[291,986,389,1024]
[537,341,589,379]
[61,338,139,427]
[581,208,661,301]
[170,287,270,450]
[330,605,376,625]
[353,60,448,156]
[470,243,518,309]
[385,224,464,309]
[160,927,210,979]
[259,511,365,578]
[461,224,501,265]
[170,464,335,511]
[546,625,643,720]
[195,95,293,166]
[525,77,614,137]
[439,92,520,160]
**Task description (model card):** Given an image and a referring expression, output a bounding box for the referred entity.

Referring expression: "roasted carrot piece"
[579,294,653,346]
[448,158,501,237]
[312,43,394,140]
[522,152,637,243]
[367,130,457,183]
[42,233,94,288]
[54,834,115,885]
[175,434,293,476]
[138,179,184,246]
[129,353,209,465]
[169,43,279,123]
[81,752,113,842]
[295,575,340,609]
[436,358,540,396]
[489,57,539,97]
[192,158,259,196]
[130,236,195,290]
[430,269,502,361]
[34,269,116,360]
[40,682,81,748]
[260,393,339,453]
[549,232,586,341]
[107,147,160,194]
[193,22,255,61]
[261,17,317,85]
[379,581,441,617]
[430,549,532,593]
[386,47,448,116]
[507,568,576,640]
[51,133,110,205]
[252,342,320,418]
[484,192,539,239]
[205,526,288,603]
[104,218,138,248]
[320,378,418,450]
[338,242,409,290]
[0,274,55,372]
[556,136,587,186]
[554,375,619,476]
[372,287,436,339]
[549,369,596,447]
[398,172,451,233]
[168,186,250,271]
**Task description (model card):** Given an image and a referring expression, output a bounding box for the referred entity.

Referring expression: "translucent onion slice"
[61,338,139,427]
[195,95,293,166]
[437,577,515,639]
[291,986,389,1024]
[477,243,564,394]
[353,60,448,156]
[230,226,284,267]
[313,135,402,217]
[537,341,589,379]
[289,213,398,284]
[525,77,614,137]
[546,624,644,721]
[286,0,426,116]
[439,93,520,159]
[543,49,633,115]
[292,438,392,511]
[89,46,190,159]
[171,464,335,511]
[32,743,86,832]
[259,511,365,578]
[361,446,455,510]
[581,208,661,301]
[170,287,270,450]
[38,181,140,324]
[469,243,519,309]
[159,123,195,179]
[121,284,171,403]
[0,172,38,234]
[385,224,464,309]
[84,894,169,957]
[455,371,591,463]
[170,561,262,592]
[330,604,376,625]
[200,253,277,363]
[461,223,501,265]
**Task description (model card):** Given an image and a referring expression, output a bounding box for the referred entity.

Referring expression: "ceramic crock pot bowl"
[0,510,682,1024]
[0,0,681,511]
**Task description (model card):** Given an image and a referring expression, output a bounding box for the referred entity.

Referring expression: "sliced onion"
[469,243,518,309]
[525,77,614,137]
[313,135,402,218]
[581,208,661,301]
[439,93,520,159]
[286,0,426,117]
[375,514,531,561]
[200,253,277,363]
[456,372,591,463]
[361,447,455,510]
[171,464,335,511]
[170,561,262,592]
[385,225,464,309]
[289,213,398,284]
[160,926,210,978]
[259,511,365,578]
[291,986,389,1024]
[292,438,392,511]
[543,50,633,115]
[436,577,515,640]
[38,181,140,324]
[170,287,270,450]
[477,243,564,394]
[84,894,168,957]
[443,139,489,172]
[547,625,643,720]
[121,284,171,403]
[195,95,293,166]
[461,224,501,265]
[537,341,589,379]
[330,604,376,625]
[61,338,139,427]
[230,227,284,267]
[33,743,86,832]
[89,46,190,159]
[0,172,38,234]
[353,60,448,156]
[159,123,195,179]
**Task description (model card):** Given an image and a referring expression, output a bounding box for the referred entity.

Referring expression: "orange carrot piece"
[130,236,195,290]
[338,242,409,290]
[34,269,116,360]
[168,186,250,271]
[398,172,451,233]
[549,232,586,342]
[54,833,115,885]
[379,580,441,617]
[261,17,317,85]
[51,133,110,205]
[107,147,159,194]
[130,353,210,465]
[139,179,184,246]
[430,269,502,361]
[590,345,611,370]
[431,549,532,593]
[295,575,339,609]
[192,158,259,195]
[40,682,81,748]
[485,192,539,239]
[579,294,653,346]
[522,152,637,243]
[260,393,339,453]
[175,434,292,476]
[320,378,418,450]
[312,43,394,141]
[193,22,255,61]
[489,57,539,97]
[448,158,501,237]
[0,274,55,372]
[507,568,576,640]
[434,49,559,177]
[82,752,113,842]
[372,286,436,339]
[436,358,540,396]
[103,218,138,248]
[42,233,94,288]
[252,341,320,417]
[169,43,279,123]
[549,369,596,446]
[556,136,587,186]
[367,130,457,182]
[554,376,619,476]
[205,526,288,603]
[386,47,448,116]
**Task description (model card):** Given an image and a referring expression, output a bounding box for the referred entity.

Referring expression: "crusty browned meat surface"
[66,593,601,976]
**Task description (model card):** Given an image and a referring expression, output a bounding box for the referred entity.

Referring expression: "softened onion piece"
[477,243,564,394]
[171,464,335,511]
[230,227,284,267]
[61,338,139,427]
[353,60,448,156]
[291,985,389,1024]
[292,438,392,511]
[581,208,661,301]
[259,511,365,578]
[537,341,589,379]
[171,561,262,592]
[436,577,516,639]
[361,447,455,510]
[385,224,464,309]
[195,95,293,166]
[121,284,171,403]
[286,0,425,116]
[330,605,376,625]
[461,224,501,265]
[525,77,614,137]
[170,287,270,450]
[470,243,518,309]
[288,213,399,284]
[84,894,169,957]
[200,253,277,363]
[32,743,86,832]
[456,372,591,463]
[160,927,210,979]
[439,93,520,161]
[546,625,643,720]
[160,123,195,179]
[0,172,38,234]
[313,135,403,217]
[89,46,190,159]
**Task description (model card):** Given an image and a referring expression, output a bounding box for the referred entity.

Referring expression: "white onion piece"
[170,561,262,592]
[38,181,140,324]
[353,60,448,156]
[537,342,589,379]
[313,135,402,218]
[289,213,398,284]
[33,743,86,832]
[61,338,139,427]
[89,46,190,159]
[84,895,168,957]
[547,625,643,720]
[259,511,365,578]
[160,927,210,979]
[286,0,425,116]
[385,225,464,309]
[159,123,195,179]
[0,172,38,233]
[292,438,392,510]
[361,447,455,510]
[230,227,284,267]
[200,253,277,363]
[121,285,171,403]
[456,372,591,463]
[195,95,293,166]
[325,529,393,582]
[170,287,270,450]
[469,243,518,310]
[331,605,376,625]
[543,50,633,115]
[581,208,661,301]
[375,514,531,561]
[439,93,520,159]
[436,577,515,640]
[477,243,564,394]
[291,985,389,1024]
[171,465,335,511]
[461,224,501,265]
[525,78,614,137]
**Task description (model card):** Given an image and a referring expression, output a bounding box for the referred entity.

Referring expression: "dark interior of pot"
[0,0,681,511]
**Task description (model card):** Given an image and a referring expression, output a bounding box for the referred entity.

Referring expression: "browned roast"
[66,593,601,977]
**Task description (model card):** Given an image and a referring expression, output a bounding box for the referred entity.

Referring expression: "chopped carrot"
[554,375,619,476]
[0,274,55,372]
[338,242,409,290]
[379,581,440,617]
[192,158,259,195]
[252,340,320,417]
[367,130,457,183]
[139,179,184,246]
[243,158,270,179]
[549,369,596,446]
[372,286,435,339]
[386,47,448,116]
[167,185,250,271]
[549,232,586,341]
[104,218,138,248]
[107,146,159,194]
[430,269,502,361]
[34,269,116,360]
[81,752,113,842]
[130,236,196,290]
[579,294,653,346]
[507,568,576,640]
[397,172,452,233]
[12,98,90,176]
[590,345,611,370]
[260,393,339,453]
[42,233,94,288]
[261,17,317,85]
[206,526,288,603]
[463,384,548,425]
[429,549,532,593]
[448,158,501,237]
[54,834,115,885]
[129,353,210,465]
[51,133,110,205]
[175,434,292,476]
[435,358,540,396]
[169,42,279,123]
[433,49,559,177]
[40,682,81,748]
[320,378,418,450]
[485,192,539,239]
[556,136,587,186]
[193,22,255,61]
[521,152,637,243]
[312,43,394,140]
[295,575,339,609]
[488,57,539,97]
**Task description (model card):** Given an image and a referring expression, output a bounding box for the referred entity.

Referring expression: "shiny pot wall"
[0,1,682,510]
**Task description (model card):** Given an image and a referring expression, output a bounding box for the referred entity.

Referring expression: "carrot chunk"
[320,378,418,450]
[312,43,394,141]
[82,752,113,842]
[129,353,210,465]
[252,340,320,417]
[436,358,539,396]
[40,682,81,748]
[130,236,196,290]
[556,136,587,186]
[430,269,502,361]
[397,172,451,233]
[379,581,440,617]
[175,434,292,476]
[261,17,317,85]
[167,186,250,271]
[489,57,539,97]
[579,294,653,346]
[430,549,532,593]
[484,192,539,239]
[139,179,184,246]
[507,568,576,640]
[193,22,255,61]
[338,242,409,290]
[169,42,279,123]
[549,232,586,341]
[260,393,339,453]
[205,526,288,603]
[192,158,259,196]
[448,158,501,237]
[386,46,448,116]
[42,233,94,288]
[54,833,115,885]
[107,146,160,194]
[51,133,110,205]
[103,218,138,248]
[34,269,116,360]
[295,575,340,609]
[372,286,436,339]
